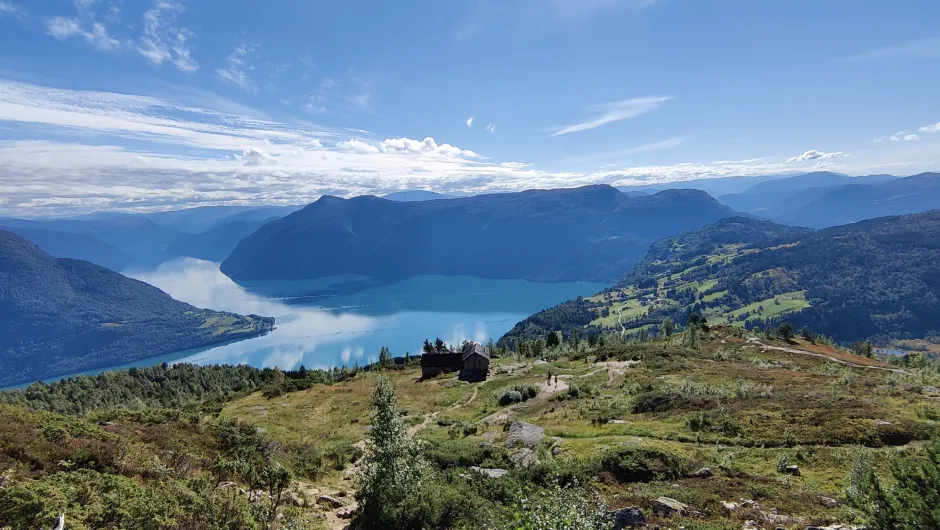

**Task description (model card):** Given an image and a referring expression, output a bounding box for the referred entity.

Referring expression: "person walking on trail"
[547,371,553,386]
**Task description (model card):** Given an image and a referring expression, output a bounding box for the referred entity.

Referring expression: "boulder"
[317,495,345,509]
[470,466,509,479]
[653,496,701,518]
[722,500,740,512]
[743,521,760,530]
[783,465,800,476]
[506,421,544,449]
[610,507,646,529]
[819,496,840,508]
[510,448,538,468]
[692,467,713,478]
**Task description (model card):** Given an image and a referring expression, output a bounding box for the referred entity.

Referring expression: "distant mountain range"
[500,211,940,346]
[221,185,739,284]
[0,230,274,387]
[383,190,456,202]
[0,205,302,270]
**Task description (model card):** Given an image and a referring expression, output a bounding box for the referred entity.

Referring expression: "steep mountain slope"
[0,225,131,271]
[718,172,896,214]
[775,172,940,227]
[221,185,739,284]
[501,211,940,345]
[0,230,274,386]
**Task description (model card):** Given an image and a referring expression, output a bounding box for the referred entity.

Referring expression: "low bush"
[600,446,690,483]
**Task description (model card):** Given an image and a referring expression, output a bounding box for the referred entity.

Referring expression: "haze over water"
[122,259,606,372]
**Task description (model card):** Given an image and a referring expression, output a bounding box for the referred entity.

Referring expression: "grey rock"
[510,448,538,468]
[653,496,702,518]
[506,421,544,449]
[610,507,645,529]
[470,466,509,479]
[316,495,345,509]
[482,431,498,443]
[819,496,840,508]
[552,444,564,456]
[743,521,760,530]
[692,467,713,478]
[784,464,800,476]
[923,386,940,396]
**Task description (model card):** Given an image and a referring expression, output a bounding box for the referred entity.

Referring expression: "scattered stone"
[470,466,509,479]
[875,419,893,426]
[284,490,307,507]
[653,497,702,518]
[609,419,629,424]
[743,521,760,530]
[482,431,498,443]
[610,507,646,529]
[510,448,538,468]
[551,444,564,456]
[98,421,115,426]
[317,495,345,509]
[819,496,840,508]
[783,464,801,476]
[722,501,739,512]
[506,421,544,449]
[923,386,940,396]
[692,467,713,478]
[805,526,861,530]
[248,405,268,416]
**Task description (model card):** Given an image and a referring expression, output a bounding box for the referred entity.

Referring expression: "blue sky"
[1,0,939,215]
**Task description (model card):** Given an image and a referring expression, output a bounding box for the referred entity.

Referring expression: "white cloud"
[0,1,21,14]
[0,78,935,217]
[236,147,279,167]
[549,96,671,137]
[921,122,940,134]
[466,116,475,128]
[73,0,96,11]
[486,122,496,134]
[379,137,479,158]
[887,131,920,142]
[786,149,845,163]
[137,0,198,72]
[216,43,259,93]
[839,37,940,63]
[46,17,121,51]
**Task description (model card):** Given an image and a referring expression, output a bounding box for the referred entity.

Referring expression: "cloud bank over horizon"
[0,78,935,217]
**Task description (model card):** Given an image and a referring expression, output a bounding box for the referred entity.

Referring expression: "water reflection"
[124,259,606,371]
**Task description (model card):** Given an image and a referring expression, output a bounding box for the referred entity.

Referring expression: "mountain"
[167,218,276,262]
[0,230,274,387]
[0,225,131,271]
[221,185,739,284]
[501,211,940,345]
[717,172,897,214]
[146,206,270,233]
[774,172,940,228]
[0,216,186,265]
[622,174,790,196]
[383,190,456,202]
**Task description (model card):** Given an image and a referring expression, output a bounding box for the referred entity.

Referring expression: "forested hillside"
[0,231,274,386]
[221,185,738,284]
[501,212,940,346]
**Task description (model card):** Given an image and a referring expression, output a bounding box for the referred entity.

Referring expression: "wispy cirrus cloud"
[137,0,199,72]
[785,149,845,163]
[216,43,259,93]
[561,136,684,166]
[549,96,671,137]
[921,122,940,134]
[486,122,496,134]
[838,37,940,62]
[0,1,22,14]
[46,16,122,51]
[465,116,475,128]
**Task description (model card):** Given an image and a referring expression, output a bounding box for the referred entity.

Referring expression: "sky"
[1,0,939,216]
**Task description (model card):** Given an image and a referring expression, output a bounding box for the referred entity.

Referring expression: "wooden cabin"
[419,341,491,382]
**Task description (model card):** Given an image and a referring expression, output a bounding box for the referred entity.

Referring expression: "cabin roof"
[461,341,490,362]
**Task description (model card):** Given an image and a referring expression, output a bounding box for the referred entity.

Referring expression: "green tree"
[378,346,393,369]
[546,331,561,348]
[851,341,874,358]
[846,438,940,530]
[423,339,434,354]
[800,327,815,344]
[662,318,675,337]
[352,374,429,529]
[434,338,447,353]
[778,322,795,342]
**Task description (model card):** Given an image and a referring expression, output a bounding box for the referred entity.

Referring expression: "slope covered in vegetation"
[0,230,274,386]
[501,212,940,346]
[2,328,937,529]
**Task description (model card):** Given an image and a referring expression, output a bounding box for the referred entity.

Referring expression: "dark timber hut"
[458,342,490,383]
[420,341,491,382]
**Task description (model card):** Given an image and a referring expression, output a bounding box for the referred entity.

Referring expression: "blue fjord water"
[100,258,607,373]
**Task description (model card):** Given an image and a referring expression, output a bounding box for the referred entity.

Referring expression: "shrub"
[502,485,612,530]
[631,391,682,413]
[499,390,524,406]
[600,446,689,483]
[846,438,940,530]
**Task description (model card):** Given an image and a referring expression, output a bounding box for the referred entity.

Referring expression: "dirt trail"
[746,338,906,374]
